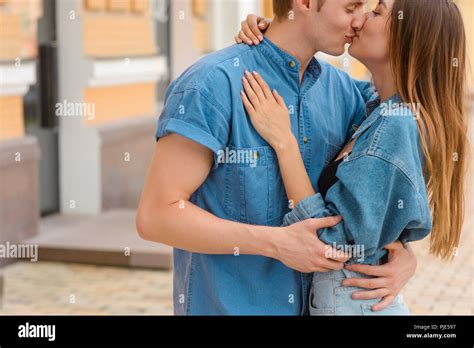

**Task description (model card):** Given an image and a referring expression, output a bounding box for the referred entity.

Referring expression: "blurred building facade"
[0,0,171,267]
[1,0,43,267]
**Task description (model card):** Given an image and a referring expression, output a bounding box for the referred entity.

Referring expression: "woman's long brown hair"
[389,0,469,259]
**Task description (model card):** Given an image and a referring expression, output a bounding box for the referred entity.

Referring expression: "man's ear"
[293,0,311,13]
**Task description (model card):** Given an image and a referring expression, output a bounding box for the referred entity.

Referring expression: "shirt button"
[303,136,308,144]
[289,60,296,68]
[255,151,260,159]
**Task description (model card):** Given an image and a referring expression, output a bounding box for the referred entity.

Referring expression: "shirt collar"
[352,93,402,140]
[256,37,322,88]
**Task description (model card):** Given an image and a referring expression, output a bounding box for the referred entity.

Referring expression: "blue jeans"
[309,268,410,315]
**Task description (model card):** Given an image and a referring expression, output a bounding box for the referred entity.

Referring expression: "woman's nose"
[352,12,366,31]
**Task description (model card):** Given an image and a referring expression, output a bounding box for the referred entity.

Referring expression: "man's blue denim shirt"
[283,94,432,264]
[155,37,370,315]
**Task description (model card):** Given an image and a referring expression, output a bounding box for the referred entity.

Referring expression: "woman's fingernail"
[247,40,253,45]
[258,35,263,41]
[273,89,279,96]
[253,71,259,75]
[253,40,259,45]
[244,70,251,76]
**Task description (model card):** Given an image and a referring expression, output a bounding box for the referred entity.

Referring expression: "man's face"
[308,0,367,56]
[349,0,395,67]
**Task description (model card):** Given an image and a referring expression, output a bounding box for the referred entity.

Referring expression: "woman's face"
[348,0,394,68]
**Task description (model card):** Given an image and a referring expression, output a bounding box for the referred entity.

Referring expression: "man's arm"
[136,134,272,255]
[344,242,417,311]
[136,133,348,272]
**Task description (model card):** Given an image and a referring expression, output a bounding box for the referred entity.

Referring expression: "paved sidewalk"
[0,261,173,315]
[403,229,472,315]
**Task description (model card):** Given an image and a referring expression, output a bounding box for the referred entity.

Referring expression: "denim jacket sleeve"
[282,154,431,262]
[155,87,230,157]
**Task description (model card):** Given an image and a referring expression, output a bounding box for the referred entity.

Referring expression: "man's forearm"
[137,199,280,258]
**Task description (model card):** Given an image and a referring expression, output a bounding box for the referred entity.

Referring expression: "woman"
[235,0,468,315]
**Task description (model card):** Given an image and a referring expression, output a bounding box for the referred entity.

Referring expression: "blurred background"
[0,0,472,315]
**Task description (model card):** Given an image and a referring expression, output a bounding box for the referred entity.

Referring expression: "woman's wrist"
[273,134,299,157]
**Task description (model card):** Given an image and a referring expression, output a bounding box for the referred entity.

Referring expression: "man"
[136,0,417,315]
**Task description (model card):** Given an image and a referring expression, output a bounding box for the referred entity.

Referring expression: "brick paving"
[403,229,472,315]
[0,261,173,315]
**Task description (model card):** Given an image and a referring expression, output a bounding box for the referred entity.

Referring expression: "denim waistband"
[313,269,359,282]
[312,264,382,282]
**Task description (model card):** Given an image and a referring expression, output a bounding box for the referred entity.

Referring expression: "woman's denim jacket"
[283,94,432,265]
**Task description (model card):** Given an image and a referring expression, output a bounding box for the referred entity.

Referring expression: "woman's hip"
[309,268,410,316]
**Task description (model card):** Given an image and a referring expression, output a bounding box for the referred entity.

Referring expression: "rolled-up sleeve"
[281,155,432,262]
[155,87,230,157]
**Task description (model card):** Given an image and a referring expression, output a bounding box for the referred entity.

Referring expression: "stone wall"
[0,136,40,267]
